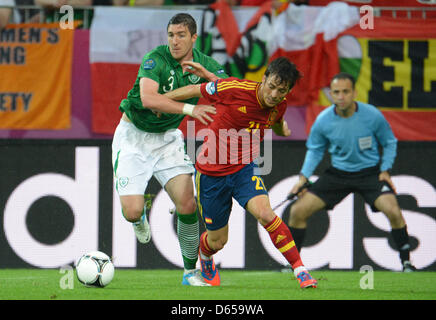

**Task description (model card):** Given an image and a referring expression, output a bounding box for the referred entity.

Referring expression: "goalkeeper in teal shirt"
[287,72,416,272]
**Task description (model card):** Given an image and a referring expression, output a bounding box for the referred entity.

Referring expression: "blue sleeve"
[375,112,397,172]
[301,120,328,178]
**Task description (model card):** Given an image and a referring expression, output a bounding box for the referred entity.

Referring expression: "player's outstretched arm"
[139,77,215,125]
[140,77,187,113]
[164,84,203,101]
[164,84,215,125]
[182,61,220,82]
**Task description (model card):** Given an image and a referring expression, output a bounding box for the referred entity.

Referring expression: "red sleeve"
[200,77,238,104]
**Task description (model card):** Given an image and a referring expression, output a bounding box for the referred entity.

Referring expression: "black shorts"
[308,166,395,212]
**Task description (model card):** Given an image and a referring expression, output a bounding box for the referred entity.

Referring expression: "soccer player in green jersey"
[112,13,228,286]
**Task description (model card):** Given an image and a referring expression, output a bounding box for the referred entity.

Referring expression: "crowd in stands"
[1,0,434,30]
[0,0,310,29]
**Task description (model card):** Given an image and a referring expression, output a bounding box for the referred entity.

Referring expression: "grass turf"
[0,269,435,300]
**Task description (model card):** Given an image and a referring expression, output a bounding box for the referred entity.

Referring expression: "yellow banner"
[0,23,74,129]
[319,37,436,111]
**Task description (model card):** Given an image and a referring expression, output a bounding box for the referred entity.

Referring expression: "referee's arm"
[300,122,327,179]
[375,114,398,173]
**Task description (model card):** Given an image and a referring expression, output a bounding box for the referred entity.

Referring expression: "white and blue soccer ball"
[75,251,115,288]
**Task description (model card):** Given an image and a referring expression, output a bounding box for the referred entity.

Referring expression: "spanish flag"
[205,217,213,224]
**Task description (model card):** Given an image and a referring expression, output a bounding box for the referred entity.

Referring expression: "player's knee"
[175,196,197,214]
[122,205,144,223]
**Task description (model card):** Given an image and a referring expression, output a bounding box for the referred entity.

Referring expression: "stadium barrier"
[0,139,435,271]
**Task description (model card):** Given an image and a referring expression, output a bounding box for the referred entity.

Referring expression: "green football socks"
[176,211,200,270]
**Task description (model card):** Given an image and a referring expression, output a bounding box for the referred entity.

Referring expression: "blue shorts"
[194,162,268,231]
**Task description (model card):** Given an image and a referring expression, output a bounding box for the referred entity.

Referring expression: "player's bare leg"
[375,193,415,272]
[165,174,197,214]
[247,195,317,288]
[165,174,210,286]
[202,226,229,252]
[120,194,151,244]
[120,195,145,222]
[287,192,326,252]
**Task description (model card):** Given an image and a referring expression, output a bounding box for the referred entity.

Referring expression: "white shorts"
[112,119,194,196]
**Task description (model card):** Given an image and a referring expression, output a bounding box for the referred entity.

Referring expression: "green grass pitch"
[1,269,435,301]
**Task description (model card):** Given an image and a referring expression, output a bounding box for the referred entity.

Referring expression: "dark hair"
[330,72,356,88]
[167,13,197,36]
[265,57,301,89]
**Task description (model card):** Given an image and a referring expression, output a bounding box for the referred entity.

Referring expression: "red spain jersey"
[196,77,287,176]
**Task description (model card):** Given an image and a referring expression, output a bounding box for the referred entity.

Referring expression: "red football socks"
[264,216,303,269]
[200,231,218,258]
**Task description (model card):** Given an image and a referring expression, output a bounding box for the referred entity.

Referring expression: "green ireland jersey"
[119,45,228,133]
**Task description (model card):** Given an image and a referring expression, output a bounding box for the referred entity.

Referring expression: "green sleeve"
[209,59,229,79]
[198,52,229,79]
[138,52,165,84]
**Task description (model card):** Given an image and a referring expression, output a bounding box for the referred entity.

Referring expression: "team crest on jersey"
[205,81,216,95]
[188,73,200,84]
[143,59,156,70]
[118,177,129,188]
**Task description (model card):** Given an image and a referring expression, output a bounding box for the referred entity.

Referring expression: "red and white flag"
[267,2,360,129]
[90,6,265,135]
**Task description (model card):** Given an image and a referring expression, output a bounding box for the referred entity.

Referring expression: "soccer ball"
[75,251,115,287]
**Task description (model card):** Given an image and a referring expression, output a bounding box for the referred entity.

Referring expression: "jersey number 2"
[252,176,266,190]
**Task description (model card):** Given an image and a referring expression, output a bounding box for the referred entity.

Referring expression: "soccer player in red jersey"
[165,57,317,289]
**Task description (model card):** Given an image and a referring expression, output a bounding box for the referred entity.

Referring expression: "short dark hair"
[330,72,356,88]
[167,13,197,36]
[265,57,301,90]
